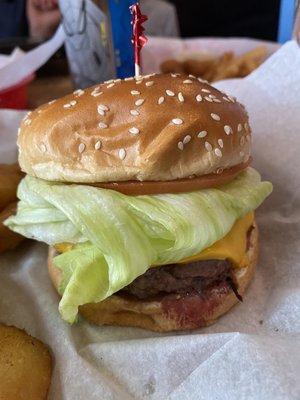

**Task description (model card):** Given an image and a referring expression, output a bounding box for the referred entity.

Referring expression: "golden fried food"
[237,46,267,77]
[0,203,24,253]
[160,59,185,74]
[0,325,52,400]
[0,164,23,212]
[183,57,215,77]
[206,52,240,82]
[159,46,267,82]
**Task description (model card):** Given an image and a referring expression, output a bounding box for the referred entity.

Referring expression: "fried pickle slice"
[0,325,52,400]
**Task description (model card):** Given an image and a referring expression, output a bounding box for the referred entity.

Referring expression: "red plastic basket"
[0,74,35,110]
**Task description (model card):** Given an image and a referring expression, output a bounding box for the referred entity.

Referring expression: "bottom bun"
[48,222,258,332]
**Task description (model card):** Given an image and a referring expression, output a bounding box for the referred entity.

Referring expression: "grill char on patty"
[121,225,254,300]
[121,259,232,300]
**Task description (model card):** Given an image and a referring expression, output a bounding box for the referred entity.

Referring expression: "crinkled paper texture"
[0,40,299,400]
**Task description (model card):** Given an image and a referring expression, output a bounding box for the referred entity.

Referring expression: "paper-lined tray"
[142,36,280,74]
[0,40,299,400]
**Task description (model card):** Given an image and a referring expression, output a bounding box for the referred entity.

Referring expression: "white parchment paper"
[0,40,300,400]
[0,26,65,92]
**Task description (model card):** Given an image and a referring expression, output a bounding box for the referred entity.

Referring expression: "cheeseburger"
[6,73,272,332]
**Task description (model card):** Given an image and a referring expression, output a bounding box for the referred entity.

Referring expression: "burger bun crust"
[18,74,251,184]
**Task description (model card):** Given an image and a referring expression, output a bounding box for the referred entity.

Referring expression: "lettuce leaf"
[5,168,272,322]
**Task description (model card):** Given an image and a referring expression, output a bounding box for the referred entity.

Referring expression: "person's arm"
[27,0,61,39]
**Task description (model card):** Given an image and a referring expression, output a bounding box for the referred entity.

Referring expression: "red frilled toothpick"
[130,2,148,77]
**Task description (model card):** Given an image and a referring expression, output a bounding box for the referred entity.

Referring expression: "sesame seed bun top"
[17,73,251,184]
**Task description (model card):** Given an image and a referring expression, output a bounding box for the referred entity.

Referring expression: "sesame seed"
[17,127,21,135]
[48,100,56,105]
[107,83,115,88]
[196,94,202,102]
[119,148,126,160]
[24,119,31,125]
[136,80,143,85]
[224,125,232,135]
[135,99,145,106]
[91,91,103,97]
[63,103,71,108]
[131,90,140,95]
[171,73,180,77]
[98,122,108,129]
[218,139,224,148]
[211,113,221,121]
[238,123,243,132]
[202,88,211,93]
[178,92,184,102]
[95,140,101,150]
[105,79,114,84]
[208,94,216,99]
[183,79,193,84]
[98,108,105,116]
[240,136,245,146]
[197,77,205,82]
[73,89,84,96]
[146,81,154,87]
[213,99,221,103]
[40,144,46,153]
[98,104,109,111]
[172,118,183,125]
[70,100,77,106]
[188,74,196,78]
[78,143,85,153]
[223,96,230,102]
[166,90,175,96]
[114,78,121,83]
[244,122,249,131]
[124,77,134,81]
[204,96,213,102]
[205,141,212,151]
[198,130,207,138]
[158,96,165,104]
[228,96,236,103]
[37,110,42,114]
[183,135,191,144]
[178,141,184,150]
[130,109,140,116]
[215,148,222,157]
[129,127,140,135]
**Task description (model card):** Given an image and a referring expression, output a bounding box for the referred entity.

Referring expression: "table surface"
[28,75,73,109]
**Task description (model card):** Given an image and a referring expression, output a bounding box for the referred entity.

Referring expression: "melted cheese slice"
[178,212,254,268]
[54,242,73,254]
[55,213,254,269]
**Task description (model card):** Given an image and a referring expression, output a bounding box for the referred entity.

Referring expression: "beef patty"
[121,259,233,300]
[121,225,254,300]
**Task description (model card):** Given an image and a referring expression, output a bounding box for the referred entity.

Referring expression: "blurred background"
[0,0,298,110]
[0,0,284,43]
